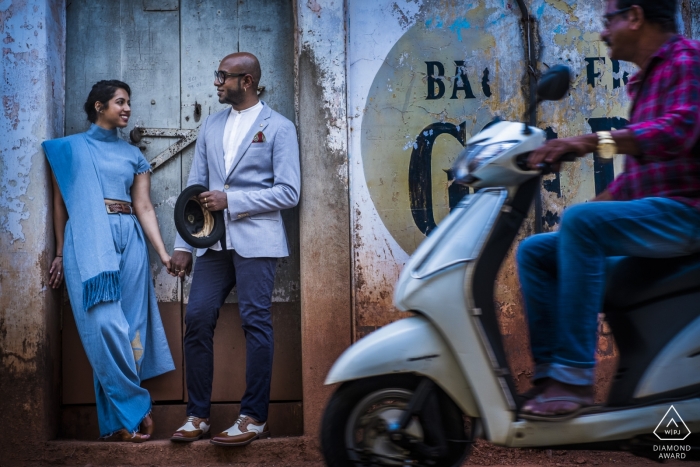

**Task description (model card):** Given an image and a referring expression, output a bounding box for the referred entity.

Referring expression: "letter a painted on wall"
[451,61,476,99]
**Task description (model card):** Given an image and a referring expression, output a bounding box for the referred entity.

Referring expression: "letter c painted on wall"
[408,121,468,235]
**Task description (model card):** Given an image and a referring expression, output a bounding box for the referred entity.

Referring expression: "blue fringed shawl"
[43,133,121,311]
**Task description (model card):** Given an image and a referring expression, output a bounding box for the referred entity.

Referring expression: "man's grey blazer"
[174,102,300,258]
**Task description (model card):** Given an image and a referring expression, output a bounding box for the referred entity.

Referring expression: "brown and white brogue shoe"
[170,415,210,442]
[210,415,270,446]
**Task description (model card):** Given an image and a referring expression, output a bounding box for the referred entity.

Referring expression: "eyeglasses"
[214,70,248,85]
[603,6,632,28]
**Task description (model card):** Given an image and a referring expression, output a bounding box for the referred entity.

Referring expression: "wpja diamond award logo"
[653,405,692,459]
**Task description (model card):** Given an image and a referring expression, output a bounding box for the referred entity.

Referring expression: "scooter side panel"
[324,316,480,417]
[636,314,700,398]
[398,264,517,444]
[507,399,700,447]
[393,188,517,443]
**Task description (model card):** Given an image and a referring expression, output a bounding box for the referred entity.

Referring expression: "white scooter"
[321,66,700,466]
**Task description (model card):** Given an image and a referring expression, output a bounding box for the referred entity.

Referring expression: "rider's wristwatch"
[596,131,617,160]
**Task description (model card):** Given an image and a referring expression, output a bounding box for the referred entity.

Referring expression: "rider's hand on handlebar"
[527,135,598,171]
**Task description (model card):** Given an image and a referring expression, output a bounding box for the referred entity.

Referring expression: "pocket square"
[252,131,266,143]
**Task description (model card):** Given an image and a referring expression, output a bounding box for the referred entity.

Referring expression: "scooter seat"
[604,252,700,309]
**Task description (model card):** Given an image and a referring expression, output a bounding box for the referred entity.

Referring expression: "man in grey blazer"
[169,52,300,446]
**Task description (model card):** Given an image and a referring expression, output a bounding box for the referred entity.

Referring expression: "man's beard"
[221,87,245,105]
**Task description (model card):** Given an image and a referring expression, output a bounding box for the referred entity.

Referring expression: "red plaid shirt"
[607,35,700,210]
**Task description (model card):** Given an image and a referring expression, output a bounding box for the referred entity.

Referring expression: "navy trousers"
[184,247,277,422]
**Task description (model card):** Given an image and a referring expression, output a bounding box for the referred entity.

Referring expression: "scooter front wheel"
[321,374,473,467]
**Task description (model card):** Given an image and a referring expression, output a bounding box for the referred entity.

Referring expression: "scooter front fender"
[325,315,480,417]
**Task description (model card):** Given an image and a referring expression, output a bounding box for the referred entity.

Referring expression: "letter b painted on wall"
[426,61,446,99]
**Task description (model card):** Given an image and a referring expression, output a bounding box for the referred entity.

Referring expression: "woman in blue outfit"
[43,80,175,442]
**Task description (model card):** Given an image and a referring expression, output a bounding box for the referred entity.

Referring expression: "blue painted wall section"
[0,0,66,453]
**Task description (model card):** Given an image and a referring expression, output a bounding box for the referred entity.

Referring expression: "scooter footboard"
[325,315,479,417]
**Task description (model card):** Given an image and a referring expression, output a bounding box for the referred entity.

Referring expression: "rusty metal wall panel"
[61,301,300,404]
[210,303,302,402]
[62,301,183,404]
[141,302,184,400]
[61,298,95,405]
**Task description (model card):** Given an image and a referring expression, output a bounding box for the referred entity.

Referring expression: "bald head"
[220,52,261,87]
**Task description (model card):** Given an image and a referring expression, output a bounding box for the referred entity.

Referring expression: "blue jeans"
[517,198,700,386]
[184,248,277,422]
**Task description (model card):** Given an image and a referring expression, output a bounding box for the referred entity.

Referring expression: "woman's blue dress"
[60,124,174,436]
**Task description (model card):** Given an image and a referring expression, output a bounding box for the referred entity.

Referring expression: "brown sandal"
[101,428,151,443]
[140,413,154,436]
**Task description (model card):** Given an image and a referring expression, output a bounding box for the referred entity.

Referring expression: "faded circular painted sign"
[361,10,524,254]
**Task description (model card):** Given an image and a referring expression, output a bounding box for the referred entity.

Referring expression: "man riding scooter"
[518,0,700,420]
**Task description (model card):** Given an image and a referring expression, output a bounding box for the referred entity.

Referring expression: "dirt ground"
[3,438,700,467]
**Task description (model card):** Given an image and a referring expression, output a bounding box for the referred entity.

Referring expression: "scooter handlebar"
[538,152,578,174]
[517,152,578,174]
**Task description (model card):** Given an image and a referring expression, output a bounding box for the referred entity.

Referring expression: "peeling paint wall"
[297,0,352,437]
[350,0,528,341]
[348,0,691,397]
[0,0,65,451]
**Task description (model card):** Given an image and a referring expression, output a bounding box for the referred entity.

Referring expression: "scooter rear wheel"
[321,374,473,467]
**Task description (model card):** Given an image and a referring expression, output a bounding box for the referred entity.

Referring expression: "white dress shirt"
[223,101,264,175]
[175,101,264,253]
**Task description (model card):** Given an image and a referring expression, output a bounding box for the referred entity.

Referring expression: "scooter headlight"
[452,141,519,183]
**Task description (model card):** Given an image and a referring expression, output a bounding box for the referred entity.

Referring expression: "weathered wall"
[349,0,529,340]
[297,0,352,437]
[347,0,683,398]
[681,0,700,38]
[0,0,65,453]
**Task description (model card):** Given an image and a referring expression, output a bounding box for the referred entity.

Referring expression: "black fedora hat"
[174,184,225,249]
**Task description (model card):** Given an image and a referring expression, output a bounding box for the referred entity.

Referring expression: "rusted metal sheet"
[62,301,183,403]
[129,126,200,171]
[60,302,300,404]
[211,303,302,402]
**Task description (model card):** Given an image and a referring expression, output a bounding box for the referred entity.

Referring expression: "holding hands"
[169,250,193,279]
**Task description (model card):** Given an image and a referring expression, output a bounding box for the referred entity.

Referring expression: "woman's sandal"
[101,428,151,443]
[140,412,154,436]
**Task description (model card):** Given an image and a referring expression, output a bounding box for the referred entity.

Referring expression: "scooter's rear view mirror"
[536,65,571,101]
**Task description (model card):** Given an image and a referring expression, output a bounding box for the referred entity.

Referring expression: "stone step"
[15,437,322,466]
